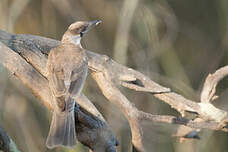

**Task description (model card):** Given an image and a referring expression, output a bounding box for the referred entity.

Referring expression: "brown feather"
[47,43,88,112]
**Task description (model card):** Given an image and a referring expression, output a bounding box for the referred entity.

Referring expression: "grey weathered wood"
[1,29,228,152]
[0,30,117,152]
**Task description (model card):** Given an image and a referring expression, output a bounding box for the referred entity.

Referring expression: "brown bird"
[46,20,101,148]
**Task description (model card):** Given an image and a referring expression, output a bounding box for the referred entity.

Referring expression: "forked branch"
[1,30,228,152]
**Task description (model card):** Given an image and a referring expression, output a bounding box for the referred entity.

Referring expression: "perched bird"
[46,20,101,148]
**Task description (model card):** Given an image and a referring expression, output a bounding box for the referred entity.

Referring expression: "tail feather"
[46,110,77,149]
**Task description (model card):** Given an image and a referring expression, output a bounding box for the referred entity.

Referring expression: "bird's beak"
[81,20,102,34]
[89,19,102,27]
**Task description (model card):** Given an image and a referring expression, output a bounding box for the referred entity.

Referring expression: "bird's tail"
[46,110,77,149]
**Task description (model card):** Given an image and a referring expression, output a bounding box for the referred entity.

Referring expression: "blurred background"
[1,0,228,151]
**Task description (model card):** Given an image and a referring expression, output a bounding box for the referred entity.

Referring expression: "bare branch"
[138,111,228,132]
[1,29,228,151]
[86,48,227,122]
[0,31,117,152]
[92,72,144,151]
[200,66,228,129]
[201,66,228,103]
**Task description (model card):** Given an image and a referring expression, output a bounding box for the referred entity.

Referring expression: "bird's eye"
[81,26,87,32]
[80,32,83,37]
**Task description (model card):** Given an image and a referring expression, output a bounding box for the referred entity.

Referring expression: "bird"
[46,20,101,149]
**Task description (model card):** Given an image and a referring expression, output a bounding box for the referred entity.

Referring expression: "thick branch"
[0,31,117,152]
[92,72,144,151]
[85,47,227,121]
[1,30,228,151]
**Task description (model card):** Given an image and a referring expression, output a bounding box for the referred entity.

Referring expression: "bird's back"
[50,43,87,70]
[47,43,88,112]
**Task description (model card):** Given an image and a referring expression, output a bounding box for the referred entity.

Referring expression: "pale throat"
[61,34,82,46]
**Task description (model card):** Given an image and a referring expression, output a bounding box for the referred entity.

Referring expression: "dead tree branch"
[1,30,228,151]
[0,31,117,152]
[201,66,228,103]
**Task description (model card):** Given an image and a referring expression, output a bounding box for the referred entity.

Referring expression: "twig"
[1,30,228,151]
[0,32,118,152]
[200,66,228,103]
[200,66,228,129]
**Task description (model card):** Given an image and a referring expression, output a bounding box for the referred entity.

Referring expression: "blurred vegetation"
[1,0,228,151]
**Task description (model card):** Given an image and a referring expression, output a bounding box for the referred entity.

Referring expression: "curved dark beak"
[81,20,102,34]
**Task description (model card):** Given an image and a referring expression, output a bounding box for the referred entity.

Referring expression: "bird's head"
[62,20,102,44]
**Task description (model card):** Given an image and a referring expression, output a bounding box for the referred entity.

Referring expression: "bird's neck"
[61,33,82,47]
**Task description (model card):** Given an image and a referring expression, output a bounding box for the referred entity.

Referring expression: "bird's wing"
[46,50,66,98]
[62,61,88,112]
[47,45,88,112]
[67,61,88,98]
